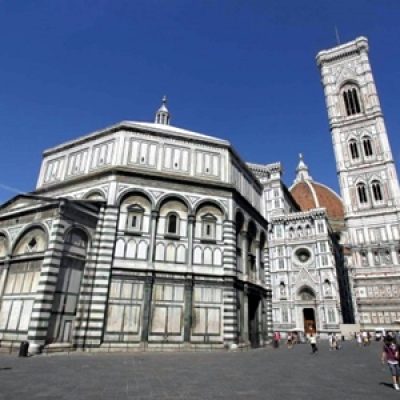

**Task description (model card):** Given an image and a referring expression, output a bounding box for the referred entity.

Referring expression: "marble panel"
[106,305,124,332]
[193,307,206,334]
[8,300,22,330]
[0,300,11,329]
[151,306,167,333]
[207,308,221,335]
[19,300,33,331]
[167,306,182,334]
[122,305,140,333]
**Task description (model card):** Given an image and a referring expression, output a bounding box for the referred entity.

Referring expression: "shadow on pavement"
[379,382,396,390]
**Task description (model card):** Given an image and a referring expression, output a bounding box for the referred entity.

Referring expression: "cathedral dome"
[290,154,345,231]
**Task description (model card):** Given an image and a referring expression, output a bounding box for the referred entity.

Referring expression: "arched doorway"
[298,287,317,335]
[303,308,316,335]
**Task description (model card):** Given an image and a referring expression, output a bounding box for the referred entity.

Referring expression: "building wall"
[0,172,270,352]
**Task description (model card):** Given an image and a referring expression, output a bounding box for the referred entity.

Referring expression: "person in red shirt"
[273,331,281,349]
[381,335,400,390]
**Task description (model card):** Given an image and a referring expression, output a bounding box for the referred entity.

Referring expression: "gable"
[0,195,57,215]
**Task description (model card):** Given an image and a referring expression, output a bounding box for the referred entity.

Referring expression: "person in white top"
[309,332,318,354]
[356,332,362,347]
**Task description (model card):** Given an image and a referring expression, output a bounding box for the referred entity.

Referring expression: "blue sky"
[0,0,400,203]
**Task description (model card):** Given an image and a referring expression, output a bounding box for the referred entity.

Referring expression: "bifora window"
[362,137,373,157]
[343,86,362,116]
[371,180,383,202]
[357,183,368,204]
[349,140,360,160]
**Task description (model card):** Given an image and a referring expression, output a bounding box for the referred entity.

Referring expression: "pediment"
[294,267,317,288]
[336,66,356,85]
[0,195,56,215]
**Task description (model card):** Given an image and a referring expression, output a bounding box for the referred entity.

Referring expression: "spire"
[155,95,170,125]
[294,153,313,183]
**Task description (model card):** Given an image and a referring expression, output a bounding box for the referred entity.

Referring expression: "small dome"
[155,96,170,125]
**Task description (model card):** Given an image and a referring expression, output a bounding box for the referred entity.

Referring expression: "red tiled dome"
[290,180,345,229]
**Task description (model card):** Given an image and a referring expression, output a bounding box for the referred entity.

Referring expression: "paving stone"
[0,341,398,400]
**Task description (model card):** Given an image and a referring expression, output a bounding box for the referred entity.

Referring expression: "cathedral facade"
[0,37,398,353]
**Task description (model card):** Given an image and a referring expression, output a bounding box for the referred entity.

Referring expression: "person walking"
[310,332,318,354]
[381,335,400,391]
[328,333,335,351]
[287,332,293,349]
[334,333,341,350]
[362,331,368,346]
[273,331,281,349]
[356,332,362,347]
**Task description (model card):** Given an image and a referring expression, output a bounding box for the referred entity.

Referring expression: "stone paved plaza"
[0,341,398,400]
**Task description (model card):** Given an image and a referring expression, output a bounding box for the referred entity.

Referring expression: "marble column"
[141,274,154,343]
[254,240,261,284]
[187,215,195,272]
[240,231,248,279]
[183,276,193,343]
[242,284,249,344]
[148,210,159,264]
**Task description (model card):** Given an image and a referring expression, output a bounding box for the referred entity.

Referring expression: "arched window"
[201,214,217,240]
[323,280,332,297]
[384,249,391,264]
[126,205,144,232]
[373,250,380,265]
[343,86,362,116]
[362,137,373,157]
[279,282,286,298]
[357,183,368,204]
[297,226,303,238]
[360,250,368,266]
[349,140,360,160]
[166,213,179,235]
[371,180,383,202]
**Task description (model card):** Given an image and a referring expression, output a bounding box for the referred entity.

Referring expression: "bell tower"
[317,37,400,330]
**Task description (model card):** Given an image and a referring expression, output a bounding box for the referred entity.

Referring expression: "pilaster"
[28,216,66,354]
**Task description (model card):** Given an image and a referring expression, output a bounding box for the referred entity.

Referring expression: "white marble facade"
[248,162,347,339]
[0,101,270,353]
[0,37,399,354]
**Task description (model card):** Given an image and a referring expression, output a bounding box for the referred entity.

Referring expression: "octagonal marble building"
[0,100,271,353]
